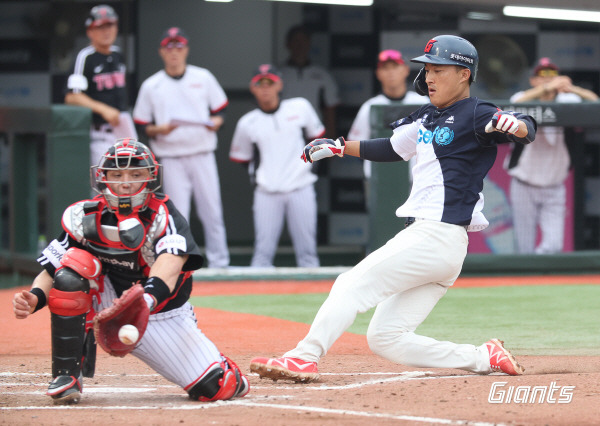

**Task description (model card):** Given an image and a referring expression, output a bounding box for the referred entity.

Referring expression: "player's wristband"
[30,287,47,313]
[143,276,171,310]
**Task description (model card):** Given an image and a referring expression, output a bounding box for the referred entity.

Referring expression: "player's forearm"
[342,139,361,157]
[148,253,188,292]
[65,92,116,116]
[571,86,599,101]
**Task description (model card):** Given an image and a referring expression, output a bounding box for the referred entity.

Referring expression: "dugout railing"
[0,105,90,285]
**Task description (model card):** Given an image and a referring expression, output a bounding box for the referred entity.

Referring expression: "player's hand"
[101,105,121,126]
[301,137,346,163]
[485,111,519,135]
[205,115,224,132]
[13,290,37,319]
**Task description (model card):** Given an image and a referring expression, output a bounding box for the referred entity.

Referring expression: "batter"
[250,35,537,382]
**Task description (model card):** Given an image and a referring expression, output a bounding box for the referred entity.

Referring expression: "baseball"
[118,324,139,345]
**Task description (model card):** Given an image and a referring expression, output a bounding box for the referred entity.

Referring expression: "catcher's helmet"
[411,35,478,82]
[91,138,161,216]
[85,4,118,28]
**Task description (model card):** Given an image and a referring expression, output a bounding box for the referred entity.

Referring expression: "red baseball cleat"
[485,339,524,376]
[250,356,319,383]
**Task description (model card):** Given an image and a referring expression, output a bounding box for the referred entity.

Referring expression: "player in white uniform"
[506,57,598,254]
[133,28,230,268]
[250,36,537,382]
[348,49,428,179]
[229,65,326,267]
[12,139,248,404]
[280,25,340,137]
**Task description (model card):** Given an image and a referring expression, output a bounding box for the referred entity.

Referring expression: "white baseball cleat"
[250,356,319,383]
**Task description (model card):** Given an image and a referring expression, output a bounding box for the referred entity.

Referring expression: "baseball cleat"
[485,339,524,376]
[250,357,319,383]
[46,375,82,405]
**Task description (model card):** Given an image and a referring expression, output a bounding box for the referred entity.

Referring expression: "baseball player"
[229,65,325,267]
[506,57,598,254]
[348,49,428,179]
[133,27,230,268]
[12,139,248,404]
[281,25,340,137]
[65,4,130,166]
[250,35,537,382]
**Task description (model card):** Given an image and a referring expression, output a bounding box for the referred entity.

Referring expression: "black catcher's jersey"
[66,45,127,127]
[38,194,204,313]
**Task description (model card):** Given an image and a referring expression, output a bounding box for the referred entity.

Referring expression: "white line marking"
[2,401,504,425]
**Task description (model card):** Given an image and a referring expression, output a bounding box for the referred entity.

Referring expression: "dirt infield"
[1,280,599,425]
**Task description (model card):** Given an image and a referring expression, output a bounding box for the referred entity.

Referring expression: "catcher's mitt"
[93,284,149,357]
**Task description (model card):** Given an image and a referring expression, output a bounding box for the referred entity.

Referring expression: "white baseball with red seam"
[118,324,139,345]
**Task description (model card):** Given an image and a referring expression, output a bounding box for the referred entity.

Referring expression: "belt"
[408,217,468,231]
[93,123,113,132]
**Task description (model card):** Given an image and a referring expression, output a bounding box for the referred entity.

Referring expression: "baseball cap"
[251,64,282,85]
[378,49,405,67]
[160,27,189,47]
[532,57,559,77]
[86,4,118,28]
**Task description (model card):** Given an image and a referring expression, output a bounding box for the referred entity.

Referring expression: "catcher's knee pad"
[48,267,92,316]
[60,248,102,280]
[186,358,248,402]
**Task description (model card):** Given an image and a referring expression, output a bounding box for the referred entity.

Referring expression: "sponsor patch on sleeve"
[155,234,187,254]
[42,239,67,269]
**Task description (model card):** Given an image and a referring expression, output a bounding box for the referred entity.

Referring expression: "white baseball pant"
[161,153,230,268]
[251,185,319,268]
[510,178,565,254]
[284,219,492,374]
[96,278,223,388]
[90,127,116,167]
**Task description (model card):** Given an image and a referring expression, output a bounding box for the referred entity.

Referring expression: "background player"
[506,57,598,254]
[250,35,536,382]
[280,25,340,137]
[229,65,325,268]
[12,139,247,404]
[133,27,230,268]
[64,4,130,166]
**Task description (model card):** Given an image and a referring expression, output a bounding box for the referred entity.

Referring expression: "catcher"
[12,138,248,405]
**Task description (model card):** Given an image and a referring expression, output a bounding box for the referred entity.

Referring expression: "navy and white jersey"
[37,196,203,313]
[387,97,536,231]
[65,45,127,127]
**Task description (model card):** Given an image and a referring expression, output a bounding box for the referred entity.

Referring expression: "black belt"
[93,123,113,132]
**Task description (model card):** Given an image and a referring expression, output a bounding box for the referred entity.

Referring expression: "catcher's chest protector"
[62,197,169,276]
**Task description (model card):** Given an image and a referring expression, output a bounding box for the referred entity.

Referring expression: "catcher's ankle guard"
[186,360,245,402]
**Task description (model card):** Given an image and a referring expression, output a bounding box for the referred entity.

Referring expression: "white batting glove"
[301,137,346,163]
[485,111,520,135]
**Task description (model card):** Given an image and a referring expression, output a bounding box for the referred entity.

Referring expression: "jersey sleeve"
[65,50,90,94]
[37,232,83,277]
[301,98,326,139]
[229,117,254,162]
[206,71,229,114]
[156,200,204,271]
[132,81,154,125]
[389,120,420,160]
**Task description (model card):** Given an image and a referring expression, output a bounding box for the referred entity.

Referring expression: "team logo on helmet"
[424,39,436,53]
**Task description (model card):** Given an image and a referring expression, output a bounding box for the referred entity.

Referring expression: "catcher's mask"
[91,138,161,217]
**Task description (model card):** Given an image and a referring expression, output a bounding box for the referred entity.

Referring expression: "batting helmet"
[85,4,118,29]
[91,138,161,216]
[411,35,478,96]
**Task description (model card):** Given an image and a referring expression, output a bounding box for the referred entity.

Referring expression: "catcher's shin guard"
[186,357,249,402]
[47,267,92,401]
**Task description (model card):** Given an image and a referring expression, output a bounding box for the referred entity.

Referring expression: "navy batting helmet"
[410,35,478,96]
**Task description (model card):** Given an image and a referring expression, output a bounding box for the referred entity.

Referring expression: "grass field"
[191,284,600,356]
